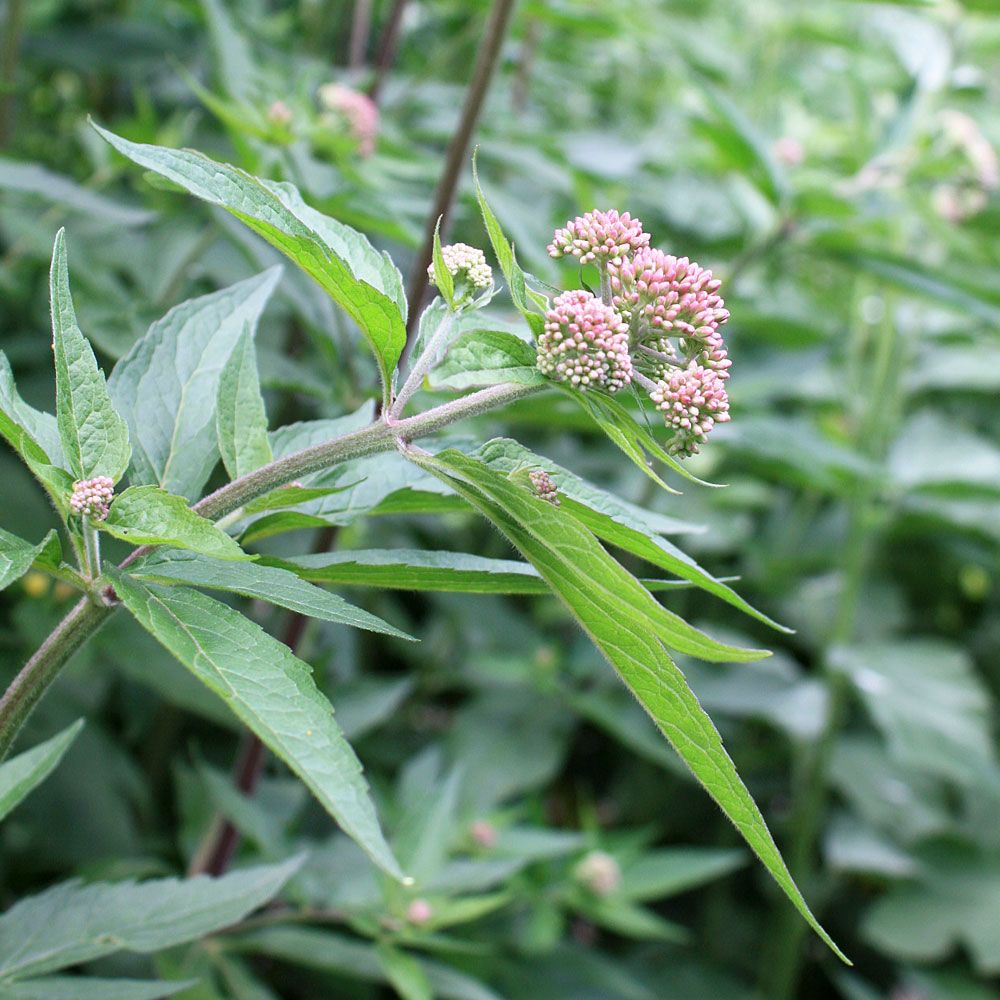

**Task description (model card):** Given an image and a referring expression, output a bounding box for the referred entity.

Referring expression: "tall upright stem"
[369,0,408,104]
[348,0,373,70]
[0,0,23,148]
[0,381,542,760]
[403,0,518,336]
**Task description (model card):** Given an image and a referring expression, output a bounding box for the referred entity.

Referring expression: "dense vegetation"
[1,1,998,998]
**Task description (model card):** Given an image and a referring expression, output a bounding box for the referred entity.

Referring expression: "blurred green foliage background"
[1,1,999,998]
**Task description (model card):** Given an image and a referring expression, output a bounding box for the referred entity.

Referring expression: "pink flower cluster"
[318,83,379,157]
[69,476,114,520]
[649,363,731,456]
[529,469,560,506]
[548,210,649,266]
[609,247,731,377]
[536,290,632,392]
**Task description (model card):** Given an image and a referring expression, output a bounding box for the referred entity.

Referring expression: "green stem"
[390,307,455,417]
[81,517,101,580]
[0,381,542,759]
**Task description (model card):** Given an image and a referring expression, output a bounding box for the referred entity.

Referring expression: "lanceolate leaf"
[0,529,58,593]
[409,448,846,962]
[108,269,281,501]
[0,352,62,467]
[131,549,413,640]
[0,977,195,999]
[107,570,403,880]
[49,230,131,483]
[104,486,250,561]
[0,857,301,982]
[431,330,546,391]
[94,124,407,397]
[216,326,273,479]
[0,719,82,821]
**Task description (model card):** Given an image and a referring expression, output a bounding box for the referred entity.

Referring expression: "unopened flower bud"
[575,850,621,897]
[406,898,433,925]
[536,290,632,392]
[470,819,498,848]
[549,210,649,266]
[529,470,560,506]
[69,476,114,520]
[428,243,493,294]
[267,100,293,127]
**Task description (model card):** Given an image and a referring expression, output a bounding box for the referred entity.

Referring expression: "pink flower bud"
[69,476,115,520]
[536,290,633,392]
[548,209,649,266]
[406,898,433,925]
[470,819,498,848]
[267,100,293,127]
[575,850,621,896]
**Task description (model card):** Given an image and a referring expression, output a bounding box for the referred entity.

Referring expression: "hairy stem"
[391,306,455,417]
[81,518,101,581]
[403,0,518,335]
[0,381,542,759]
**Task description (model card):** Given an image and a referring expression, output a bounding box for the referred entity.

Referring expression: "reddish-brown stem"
[403,0,519,336]
[369,0,408,104]
[349,0,373,70]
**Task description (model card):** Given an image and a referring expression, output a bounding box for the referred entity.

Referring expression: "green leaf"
[0,353,62,468]
[216,326,273,480]
[107,570,403,879]
[0,978,195,1000]
[268,548,548,594]
[94,125,407,398]
[242,485,346,515]
[0,977,194,999]
[0,719,83,822]
[108,270,280,502]
[375,945,433,1000]
[49,230,131,483]
[0,529,58,593]
[431,330,546,390]
[617,847,746,901]
[862,841,1000,974]
[431,217,455,309]
[475,438,783,628]
[471,153,545,336]
[104,486,249,561]
[830,641,997,785]
[409,448,846,961]
[131,549,413,640]
[230,927,502,1000]
[0,857,301,982]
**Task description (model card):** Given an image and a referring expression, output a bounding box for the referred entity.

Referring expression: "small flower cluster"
[649,363,731,457]
[428,243,493,294]
[548,209,649,265]
[318,83,379,157]
[69,476,114,520]
[529,469,560,506]
[536,289,633,392]
[542,210,732,455]
[575,850,621,897]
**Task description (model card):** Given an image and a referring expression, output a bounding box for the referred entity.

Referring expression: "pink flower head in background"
[69,477,114,520]
[548,209,650,266]
[773,136,805,166]
[267,100,293,127]
[536,290,633,392]
[318,83,379,156]
[575,850,622,897]
[649,362,731,456]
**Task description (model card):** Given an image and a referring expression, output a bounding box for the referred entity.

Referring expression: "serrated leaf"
[216,326,272,480]
[104,486,249,561]
[108,269,280,501]
[49,230,131,483]
[108,570,403,879]
[431,330,546,390]
[0,353,62,467]
[131,549,412,640]
[0,529,58,593]
[94,125,407,398]
[0,857,301,982]
[409,448,845,962]
[0,719,82,822]
[0,977,193,1000]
